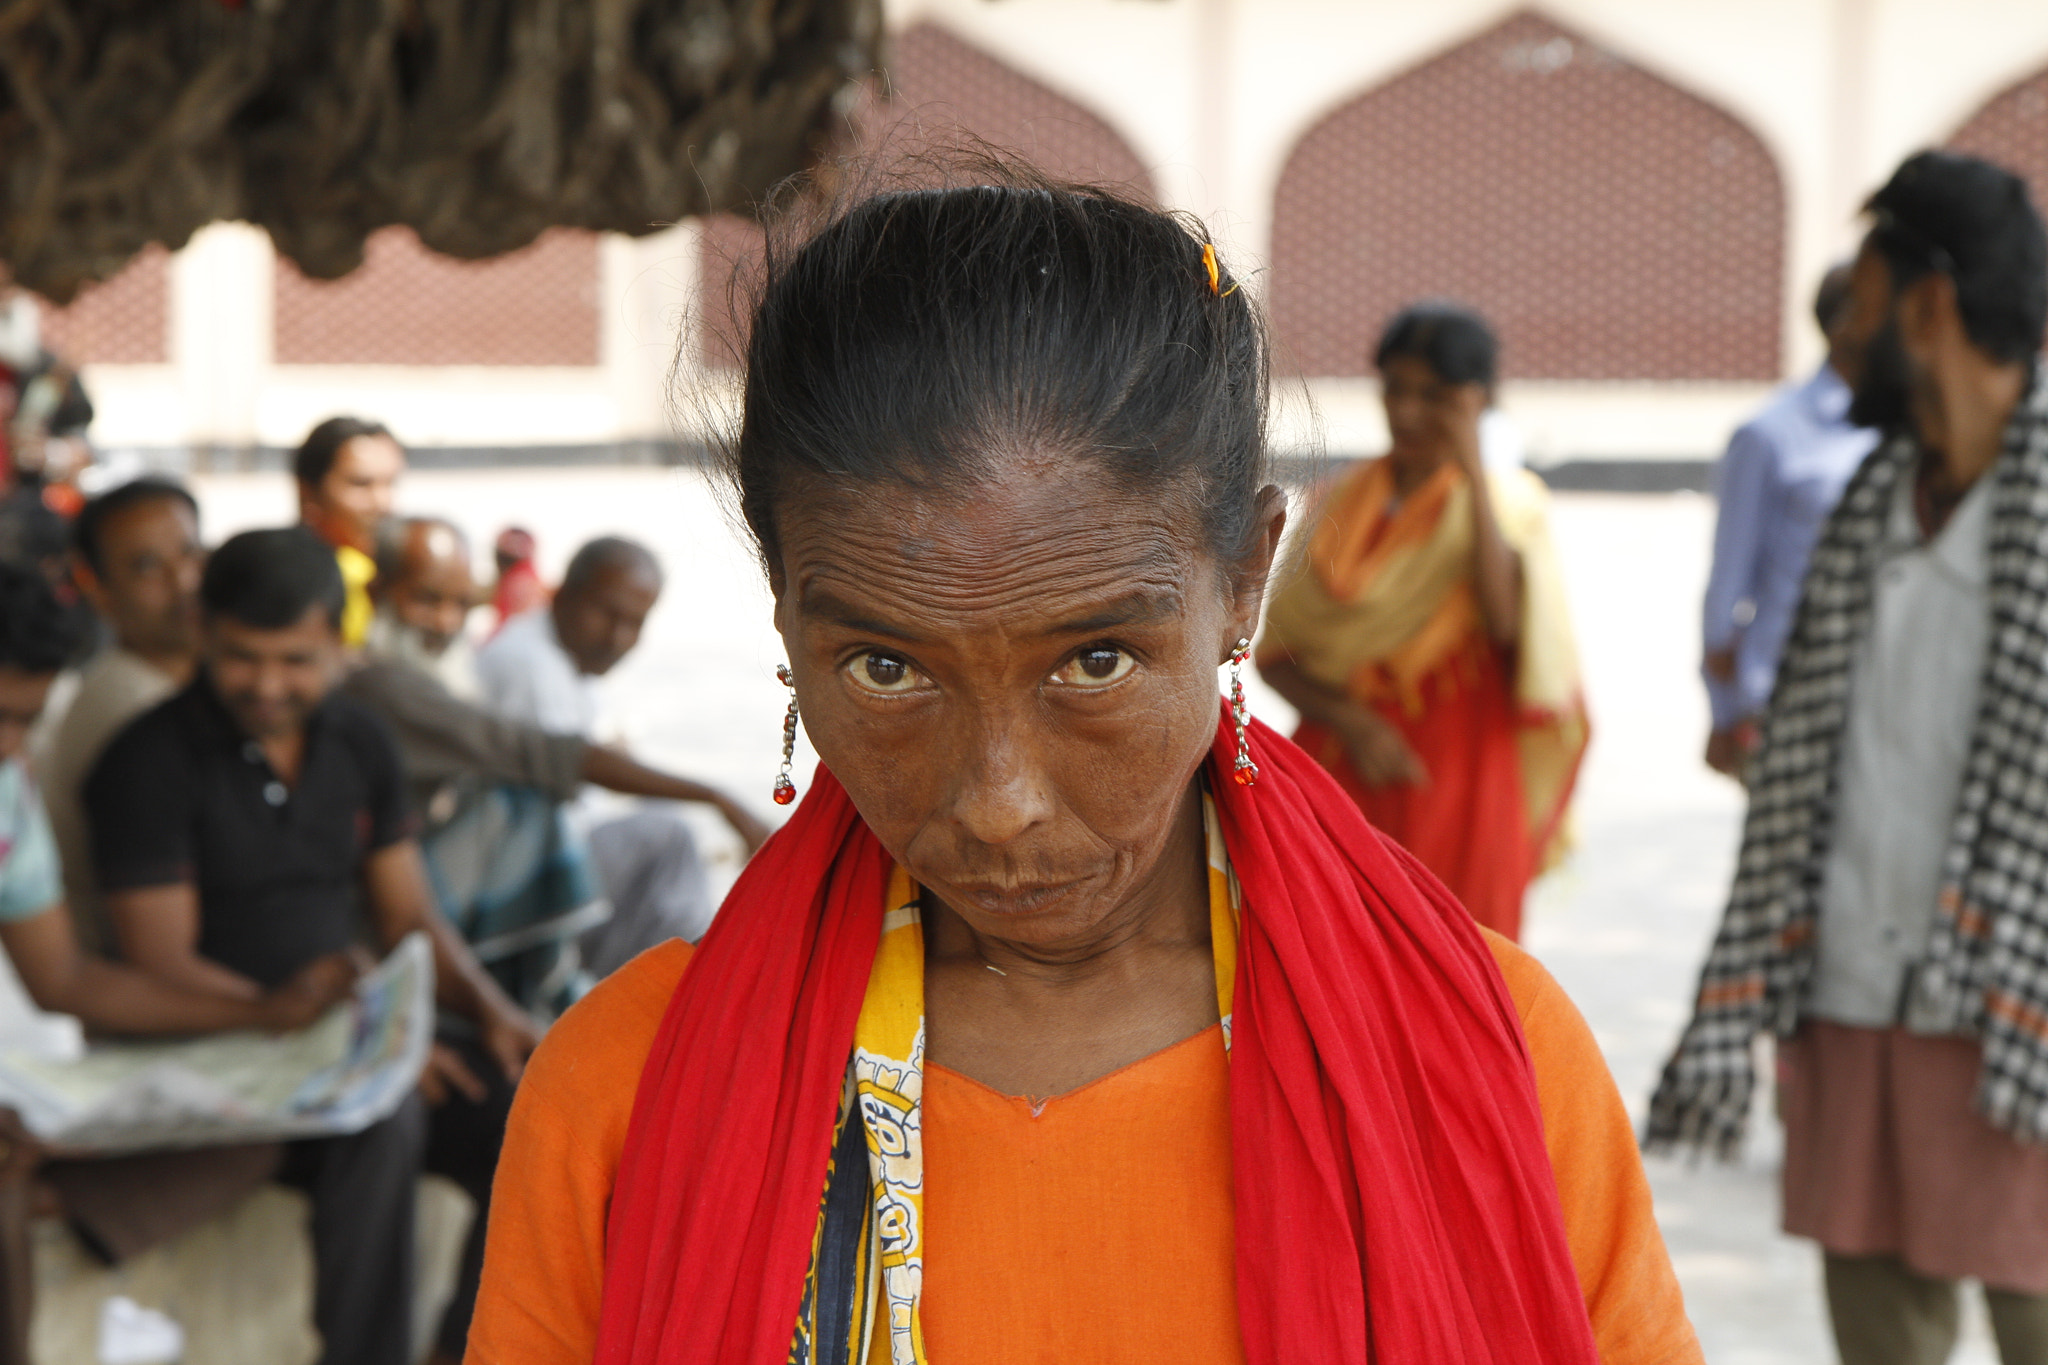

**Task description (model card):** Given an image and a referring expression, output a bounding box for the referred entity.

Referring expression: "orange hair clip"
[1201,242,1241,298]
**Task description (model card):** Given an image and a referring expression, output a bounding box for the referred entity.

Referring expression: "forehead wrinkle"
[785,502,1196,642]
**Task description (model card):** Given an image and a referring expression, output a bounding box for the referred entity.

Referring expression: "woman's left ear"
[1227,484,1289,640]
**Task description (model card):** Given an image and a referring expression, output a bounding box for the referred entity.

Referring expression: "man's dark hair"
[71,476,199,576]
[560,536,661,597]
[726,178,1270,571]
[201,527,345,631]
[1813,263,1855,335]
[1374,302,1499,391]
[293,415,395,490]
[0,561,88,674]
[1864,151,2048,363]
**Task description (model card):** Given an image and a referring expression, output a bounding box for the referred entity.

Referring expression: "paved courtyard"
[186,465,2006,1362]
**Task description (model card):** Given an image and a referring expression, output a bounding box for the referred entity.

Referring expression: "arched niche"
[1950,67,2048,210]
[697,21,1155,367]
[37,247,169,365]
[1269,9,1785,382]
[274,227,601,366]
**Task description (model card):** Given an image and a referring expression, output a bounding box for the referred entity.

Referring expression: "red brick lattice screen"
[698,21,1156,366]
[36,246,170,365]
[275,227,601,366]
[1269,10,1784,381]
[1950,69,2048,219]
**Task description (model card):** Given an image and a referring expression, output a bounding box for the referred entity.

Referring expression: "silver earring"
[773,665,799,806]
[1229,638,1258,787]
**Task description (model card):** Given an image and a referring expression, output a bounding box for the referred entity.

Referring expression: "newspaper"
[0,933,434,1156]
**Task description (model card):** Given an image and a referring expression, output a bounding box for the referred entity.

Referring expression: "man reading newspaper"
[85,529,540,1365]
[0,560,359,1365]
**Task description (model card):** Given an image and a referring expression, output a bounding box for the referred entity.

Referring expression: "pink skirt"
[1780,1020,2048,1292]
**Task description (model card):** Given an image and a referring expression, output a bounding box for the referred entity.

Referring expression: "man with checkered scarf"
[1649,151,2048,1364]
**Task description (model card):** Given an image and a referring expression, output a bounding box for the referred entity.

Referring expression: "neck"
[1914,357,2029,496]
[122,643,194,686]
[259,728,307,786]
[1387,449,1444,498]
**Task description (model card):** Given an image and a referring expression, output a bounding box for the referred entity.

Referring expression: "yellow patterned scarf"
[798,799,1241,1365]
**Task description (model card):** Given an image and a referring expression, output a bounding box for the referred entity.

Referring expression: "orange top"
[466,935,1701,1365]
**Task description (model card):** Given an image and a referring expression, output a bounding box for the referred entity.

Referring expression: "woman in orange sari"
[1259,305,1587,941]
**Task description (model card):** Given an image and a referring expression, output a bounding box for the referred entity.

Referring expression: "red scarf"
[595,709,1599,1364]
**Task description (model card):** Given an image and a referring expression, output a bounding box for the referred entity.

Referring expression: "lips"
[946,875,1092,917]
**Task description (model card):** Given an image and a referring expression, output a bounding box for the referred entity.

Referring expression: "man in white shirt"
[476,536,758,972]
[1652,150,2048,1364]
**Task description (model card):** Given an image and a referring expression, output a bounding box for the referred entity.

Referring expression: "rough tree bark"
[0,0,882,301]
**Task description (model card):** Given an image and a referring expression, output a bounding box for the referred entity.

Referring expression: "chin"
[934,872,1108,931]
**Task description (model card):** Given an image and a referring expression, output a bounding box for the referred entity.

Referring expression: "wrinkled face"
[554,563,659,676]
[0,667,55,764]
[82,496,202,659]
[1380,354,1486,479]
[303,435,405,553]
[203,607,344,741]
[772,455,1282,950]
[388,528,477,658]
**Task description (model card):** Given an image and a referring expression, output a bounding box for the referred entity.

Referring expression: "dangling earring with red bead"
[1229,638,1258,787]
[773,665,799,806]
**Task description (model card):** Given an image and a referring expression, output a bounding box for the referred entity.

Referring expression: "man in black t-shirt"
[85,527,540,1365]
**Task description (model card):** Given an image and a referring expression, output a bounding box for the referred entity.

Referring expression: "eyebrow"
[1048,589,1183,635]
[801,589,930,643]
[799,586,1182,642]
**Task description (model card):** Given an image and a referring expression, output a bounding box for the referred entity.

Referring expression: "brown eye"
[1050,647,1135,689]
[847,652,923,696]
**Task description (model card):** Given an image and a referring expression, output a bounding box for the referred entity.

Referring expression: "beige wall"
[71,0,2048,461]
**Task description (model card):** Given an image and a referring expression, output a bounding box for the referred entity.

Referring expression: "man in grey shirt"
[345,519,764,1002]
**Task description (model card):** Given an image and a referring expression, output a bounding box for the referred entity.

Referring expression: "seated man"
[36,477,203,950]
[347,518,764,1008]
[0,560,353,1365]
[476,535,764,974]
[86,528,538,1365]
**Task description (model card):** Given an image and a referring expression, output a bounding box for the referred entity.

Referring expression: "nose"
[252,660,292,702]
[946,713,1056,849]
[1383,392,1427,436]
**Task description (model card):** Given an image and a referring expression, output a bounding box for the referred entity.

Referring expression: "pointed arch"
[1949,67,2048,208]
[1269,10,1785,381]
[37,246,168,364]
[697,21,1155,366]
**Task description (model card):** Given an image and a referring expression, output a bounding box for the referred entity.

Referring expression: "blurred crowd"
[0,144,2044,1365]
[0,413,765,1365]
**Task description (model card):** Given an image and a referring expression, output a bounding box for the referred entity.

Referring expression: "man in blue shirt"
[1702,265,1880,777]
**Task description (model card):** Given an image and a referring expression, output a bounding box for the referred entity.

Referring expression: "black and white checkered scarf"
[1647,366,2048,1158]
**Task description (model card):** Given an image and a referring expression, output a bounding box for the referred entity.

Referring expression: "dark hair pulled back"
[1373,301,1498,391]
[724,173,1269,572]
[294,415,395,490]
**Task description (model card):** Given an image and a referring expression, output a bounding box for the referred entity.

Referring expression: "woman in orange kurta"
[466,184,1685,1365]
[1259,304,1588,941]
[470,914,1700,1365]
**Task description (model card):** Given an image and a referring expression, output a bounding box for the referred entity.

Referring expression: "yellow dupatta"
[1258,457,1587,864]
[835,801,1242,1365]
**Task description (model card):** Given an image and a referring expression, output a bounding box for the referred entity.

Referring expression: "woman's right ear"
[1230,485,1290,626]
